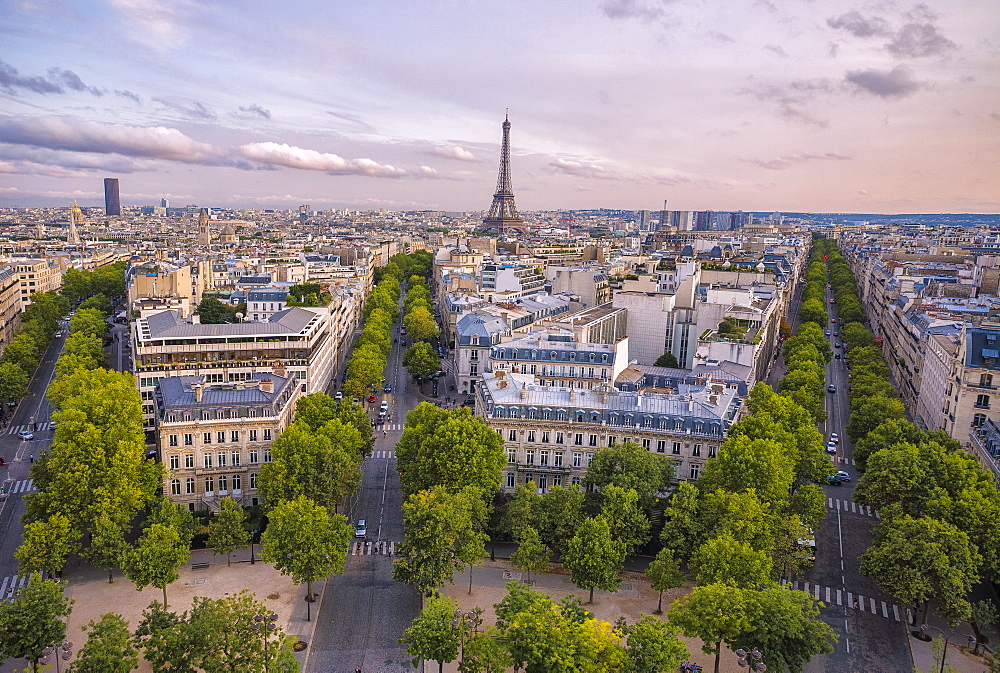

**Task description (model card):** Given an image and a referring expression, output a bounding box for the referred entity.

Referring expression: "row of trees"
[402,275,440,343]
[344,274,401,397]
[0,290,68,421]
[814,239,1000,633]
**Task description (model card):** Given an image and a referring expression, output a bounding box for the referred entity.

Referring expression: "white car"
[17,430,33,441]
[355,519,367,539]
[380,400,389,412]
[830,433,839,443]
[826,442,837,454]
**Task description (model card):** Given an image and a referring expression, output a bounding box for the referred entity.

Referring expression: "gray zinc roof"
[158,372,294,409]
[143,307,319,339]
[456,312,510,338]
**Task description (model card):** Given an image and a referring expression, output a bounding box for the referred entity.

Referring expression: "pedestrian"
[29,454,33,463]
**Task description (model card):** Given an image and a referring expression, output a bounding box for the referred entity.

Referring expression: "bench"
[191,562,210,570]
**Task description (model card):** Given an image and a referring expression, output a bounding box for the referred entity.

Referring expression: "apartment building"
[132,306,338,429]
[155,373,299,511]
[12,259,62,307]
[488,328,630,389]
[454,312,511,395]
[0,266,22,351]
[546,266,612,308]
[476,370,741,492]
[480,262,545,300]
[246,287,289,322]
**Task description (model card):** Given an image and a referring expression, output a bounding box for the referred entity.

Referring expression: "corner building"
[476,370,741,492]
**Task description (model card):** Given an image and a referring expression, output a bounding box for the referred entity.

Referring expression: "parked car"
[367,394,377,403]
[334,391,343,401]
[834,343,841,348]
[826,474,844,486]
[835,353,841,359]
[355,520,367,539]
[17,430,33,441]
[825,331,831,336]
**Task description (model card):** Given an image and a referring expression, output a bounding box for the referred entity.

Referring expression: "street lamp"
[452,608,483,669]
[39,640,73,672]
[736,648,767,673]
[919,624,977,673]
[249,529,258,565]
[251,612,279,673]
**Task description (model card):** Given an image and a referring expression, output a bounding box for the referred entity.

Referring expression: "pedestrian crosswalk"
[780,579,902,621]
[834,456,856,465]
[350,540,396,556]
[370,450,395,459]
[827,497,878,519]
[4,423,53,436]
[3,480,36,495]
[0,575,28,600]
[375,424,403,432]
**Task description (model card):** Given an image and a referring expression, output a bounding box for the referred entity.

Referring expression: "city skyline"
[1,0,997,214]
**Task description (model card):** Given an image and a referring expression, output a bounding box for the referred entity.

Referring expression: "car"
[400,340,407,347]
[835,353,841,359]
[380,400,389,411]
[834,470,851,482]
[384,384,392,393]
[829,298,835,303]
[825,331,831,336]
[334,391,343,401]
[375,415,385,425]
[830,433,839,443]
[826,475,844,486]
[17,430,33,441]
[367,394,377,403]
[352,397,360,405]
[833,332,839,336]
[355,520,367,539]
[831,318,837,323]
[827,384,837,393]
[826,442,837,454]
[399,327,407,335]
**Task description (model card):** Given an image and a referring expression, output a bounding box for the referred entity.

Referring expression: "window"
[217,452,227,467]
[263,429,272,441]
[232,474,242,491]
[540,450,549,466]
[973,413,987,428]
[656,440,666,453]
[205,477,214,493]
[607,436,616,446]
[184,454,194,468]
[471,335,480,345]
[708,445,717,458]
[542,431,550,443]
[509,429,518,442]
[185,478,195,494]
[249,430,258,442]
[572,452,582,467]
[170,479,181,495]
[231,430,240,442]
[537,475,547,492]
[554,452,564,467]
[203,454,213,469]
[263,448,272,462]
[184,433,193,446]
[203,432,212,444]
[571,477,581,485]
[672,442,682,455]
[527,431,536,443]
[218,476,228,492]
[692,444,701,457]
[641,438,651,449]
[982,373,994,387]
[250,473,258,489]
[689,464,700,480]
[556,432,564,445]
[575,433,583,446]
[470,363,478,375]
[589,434,598,447]
[506,472,516,488]
[975,394,990,409]
[249,449,259,464]
[507,449,517,464]
[525,450,535,466]
[231,451,241,466]
[169,455,179,470]
[470,349,479,360]
[553,475,562,487]
[168,434,178,447]
[587,453,594,466]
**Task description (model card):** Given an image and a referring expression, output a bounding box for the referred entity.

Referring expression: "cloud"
[0,59,109,97]
[745,152,852,170]
[845,65,925,99]
[0,160,90,178]
[239,142,408,177]
[707,31,735,43]
[431,145,477,162]
[764,44,788,58]
[886,23,956,58]
[827,11,891,38]
[600,0,672,21]
[152,96,217,121]
[325,111,376,133]
[108,0,192,46]
[0,116,223,163]
[741,79,836,127]
[418,165,438,177]
[0,144,148,173]
[237,103,271,119]
[114,89,141,103]
[548,158,618,180]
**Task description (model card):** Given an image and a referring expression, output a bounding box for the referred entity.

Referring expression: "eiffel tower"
[479,113,525,234]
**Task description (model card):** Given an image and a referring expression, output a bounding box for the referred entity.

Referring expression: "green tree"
[691,533,773,588]
[623,615,689,673]
[402,341,441,380]
[697,436,794,505]
[260,495,352,621]
[787,484,827,533]
[400,591,461,673]
[0,360,28,414]
[511,526,549,582]
[131,601,199,673]
[85,514,130,584]
[797,298,828,326]
[124,523,191,608]
[196,296,239,324]
[536,484,585,559]
[846,395,906,443]
[841,322,876,350]
[405,304,439,341]
[563,517,626,604]
[659,481,702,563]
[771,516,816,582]
[68,308,110,338]
[501,481,542,541]
[16,514,78,578]
[598,485,651,554]
[646,548,684,614]
[853,419,922,472]
[0,574,74,673]
[583,440,674,507]
[669,584,751,673]
[207,497,250,566]
[2,332,41,374]
[654,352,679,368]
[78,293,113,316]
[737,586,837,673]
[343,343,386,397]
[860,516,982,625]
[69,613,138,673]
[460,628,515,673]
[188,591,300,673]
[143,496,200,550]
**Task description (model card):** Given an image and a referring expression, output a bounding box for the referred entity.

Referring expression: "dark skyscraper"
[104,177,121,216]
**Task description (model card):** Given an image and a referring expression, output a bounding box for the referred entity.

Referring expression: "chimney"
[235,381,245,390]
[636,392,643,409]
[498,379,508,389]
[519,385,527,400]
[191,313,201,324]
[273,364,287,378]
[260,378,274,394]
[193,384,203,402]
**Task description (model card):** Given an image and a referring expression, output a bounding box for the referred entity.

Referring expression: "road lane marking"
[836,589,842,605]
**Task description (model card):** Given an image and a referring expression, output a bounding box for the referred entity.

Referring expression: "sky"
[0,0,997,214]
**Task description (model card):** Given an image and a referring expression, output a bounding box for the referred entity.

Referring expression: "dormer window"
[471,335,480,345]
[602,354,609,363]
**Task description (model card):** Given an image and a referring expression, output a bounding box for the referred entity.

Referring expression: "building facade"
[13,259,63,307]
